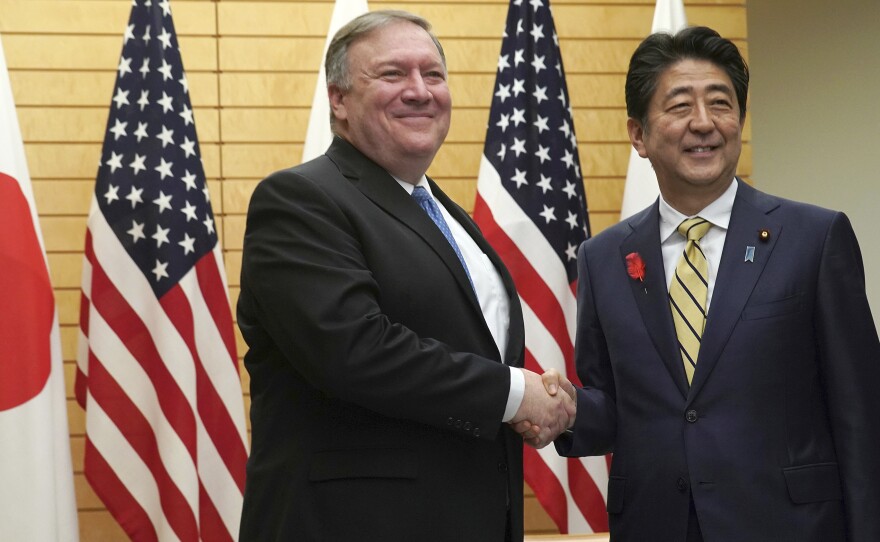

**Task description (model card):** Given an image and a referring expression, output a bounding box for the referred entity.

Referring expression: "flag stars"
[514,49,525,66]
[512,78,525,97]
[179,233,196,255]
[153,191,173,213]
[495,83,511,103]
[112,88,129,109]
[118,56,133,77]
[157,92,174,113]
[142,24,151,45]
[530,24,544,43]
[157,125,175,147]
[181,170,198,191]
[137,89,150,111]
[511,137,526,157]
[202,185,211,202]
[124,24,135,44]
[158,59,173,81]
[511,108,525,126]
[203,215,215,235]
[558,88,567,105]
[537,174,553,194]
[179,104,193,126]
[158,27,172,49]
[134,121,149,142]
[535,115,549,133]
[155,158,174,179]
[529,0,545,10]
[180,136,196,158]
[179,74,189,94]
[496,143,507,161]
[151,260,169,281]
[127,221,146,243]
[531,54,547,74]
[561,149,575,169]
[130,154,147,175]
[152,225,171,247]
[536,145,551,163]
[104,184,120,204]
[496,113,510,132]
[497,54,510,72]
[139,58,150,78]
[533,85,548,104]
[539,205,556,223]
[181,200,198,222]
[106,152,124,173]
[566,211,580,230]
[559,119,571,138]
[565,243,578,261]
[109,119,128,140]
[563,180,578,199]
[159,0,171,16]
[511,168,528,188]
[126,186,144,208]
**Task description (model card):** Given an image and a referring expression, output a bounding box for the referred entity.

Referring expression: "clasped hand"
[509,368,576,449]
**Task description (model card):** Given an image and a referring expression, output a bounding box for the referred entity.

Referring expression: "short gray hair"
[325,10,446,125]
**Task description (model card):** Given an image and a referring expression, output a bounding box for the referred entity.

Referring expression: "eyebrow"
[664,83,734,101]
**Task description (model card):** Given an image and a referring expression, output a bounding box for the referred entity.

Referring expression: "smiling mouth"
[686,145,718,153]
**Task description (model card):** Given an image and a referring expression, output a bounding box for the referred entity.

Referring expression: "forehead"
[350,21,442,64]
[654,58,735,98]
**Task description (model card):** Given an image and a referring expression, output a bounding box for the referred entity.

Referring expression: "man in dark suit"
[551,26,880,541]
[236,10,573,541]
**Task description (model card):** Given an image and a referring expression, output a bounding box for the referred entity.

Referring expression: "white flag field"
[301,0,369,163]
[619,0,688,219]
[0,34,80,541]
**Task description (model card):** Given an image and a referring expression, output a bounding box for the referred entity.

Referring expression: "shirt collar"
[394,175,430,196]
[659,179,738,242]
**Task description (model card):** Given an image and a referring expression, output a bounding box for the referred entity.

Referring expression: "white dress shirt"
[396,177,524,422]
[659,180,738,311]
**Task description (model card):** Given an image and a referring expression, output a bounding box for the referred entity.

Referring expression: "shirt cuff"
[502,366,525,423]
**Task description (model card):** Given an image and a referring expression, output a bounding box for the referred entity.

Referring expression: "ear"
[627,118,649,159]
[328,84,347,122]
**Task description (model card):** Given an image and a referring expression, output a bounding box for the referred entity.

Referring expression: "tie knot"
[412,185,431,203]
[678,217,711,242]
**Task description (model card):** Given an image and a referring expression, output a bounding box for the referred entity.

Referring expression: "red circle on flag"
[0,172,54,411]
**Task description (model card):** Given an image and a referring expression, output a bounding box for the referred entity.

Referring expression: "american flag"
[75,1,248,540]
[473,0,610,533]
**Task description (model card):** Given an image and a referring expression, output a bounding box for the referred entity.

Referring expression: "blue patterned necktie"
[411,186,476,293]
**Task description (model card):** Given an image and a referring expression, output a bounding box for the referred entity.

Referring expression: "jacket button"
[676,477,688,492]
[464,422,471,431]
[498,462,508,473]
[473,427,481,437]
[446,417,454,426]
[685,410,698,423]
[454,419,462,428]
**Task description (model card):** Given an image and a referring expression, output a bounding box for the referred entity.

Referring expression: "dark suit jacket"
[237,138,526,541]
[559,180,880,541]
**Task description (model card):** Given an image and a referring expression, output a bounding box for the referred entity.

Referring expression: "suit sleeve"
[814,212,880,540]
[238,170,511,439]
[557,241,618,457]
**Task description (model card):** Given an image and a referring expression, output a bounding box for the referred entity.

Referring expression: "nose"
[401,72,432,104]
[689,103,714,133]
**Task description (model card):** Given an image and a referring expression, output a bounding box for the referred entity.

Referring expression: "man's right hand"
[509,368,576,448]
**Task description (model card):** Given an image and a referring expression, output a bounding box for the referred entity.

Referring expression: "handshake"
[509,369,576,449]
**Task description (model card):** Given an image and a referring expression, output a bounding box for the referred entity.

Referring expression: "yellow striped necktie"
[669,217,712,385]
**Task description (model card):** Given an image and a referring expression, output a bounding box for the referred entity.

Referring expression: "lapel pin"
[744,246,755,263]
[758,228,770,242]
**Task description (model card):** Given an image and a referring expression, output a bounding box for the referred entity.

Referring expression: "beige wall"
[0,0,748,538]
[748,0,880,317]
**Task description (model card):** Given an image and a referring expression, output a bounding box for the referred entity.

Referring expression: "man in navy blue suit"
[548,26,880,541]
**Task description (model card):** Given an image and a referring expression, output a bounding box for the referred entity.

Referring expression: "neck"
[662,178,735,216]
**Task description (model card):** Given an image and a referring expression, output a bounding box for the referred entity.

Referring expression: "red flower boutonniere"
[625,252,647,293]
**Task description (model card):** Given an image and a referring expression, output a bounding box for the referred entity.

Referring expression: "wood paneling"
[0,0,750,537]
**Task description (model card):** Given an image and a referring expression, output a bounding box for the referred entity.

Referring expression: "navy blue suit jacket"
[560,180,880,541]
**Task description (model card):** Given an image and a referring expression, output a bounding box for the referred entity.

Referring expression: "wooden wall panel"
[1,0,749,538]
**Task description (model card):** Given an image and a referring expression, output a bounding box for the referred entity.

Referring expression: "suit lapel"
[621,205,690,398]
[688,180,782,398]
[434,183,526,365]
[327,138,482,312]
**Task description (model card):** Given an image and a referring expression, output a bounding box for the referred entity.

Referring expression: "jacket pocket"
[742,293,803,320]
[782,462,842,504]
[309,448,418,482]
[606,476,626,514]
